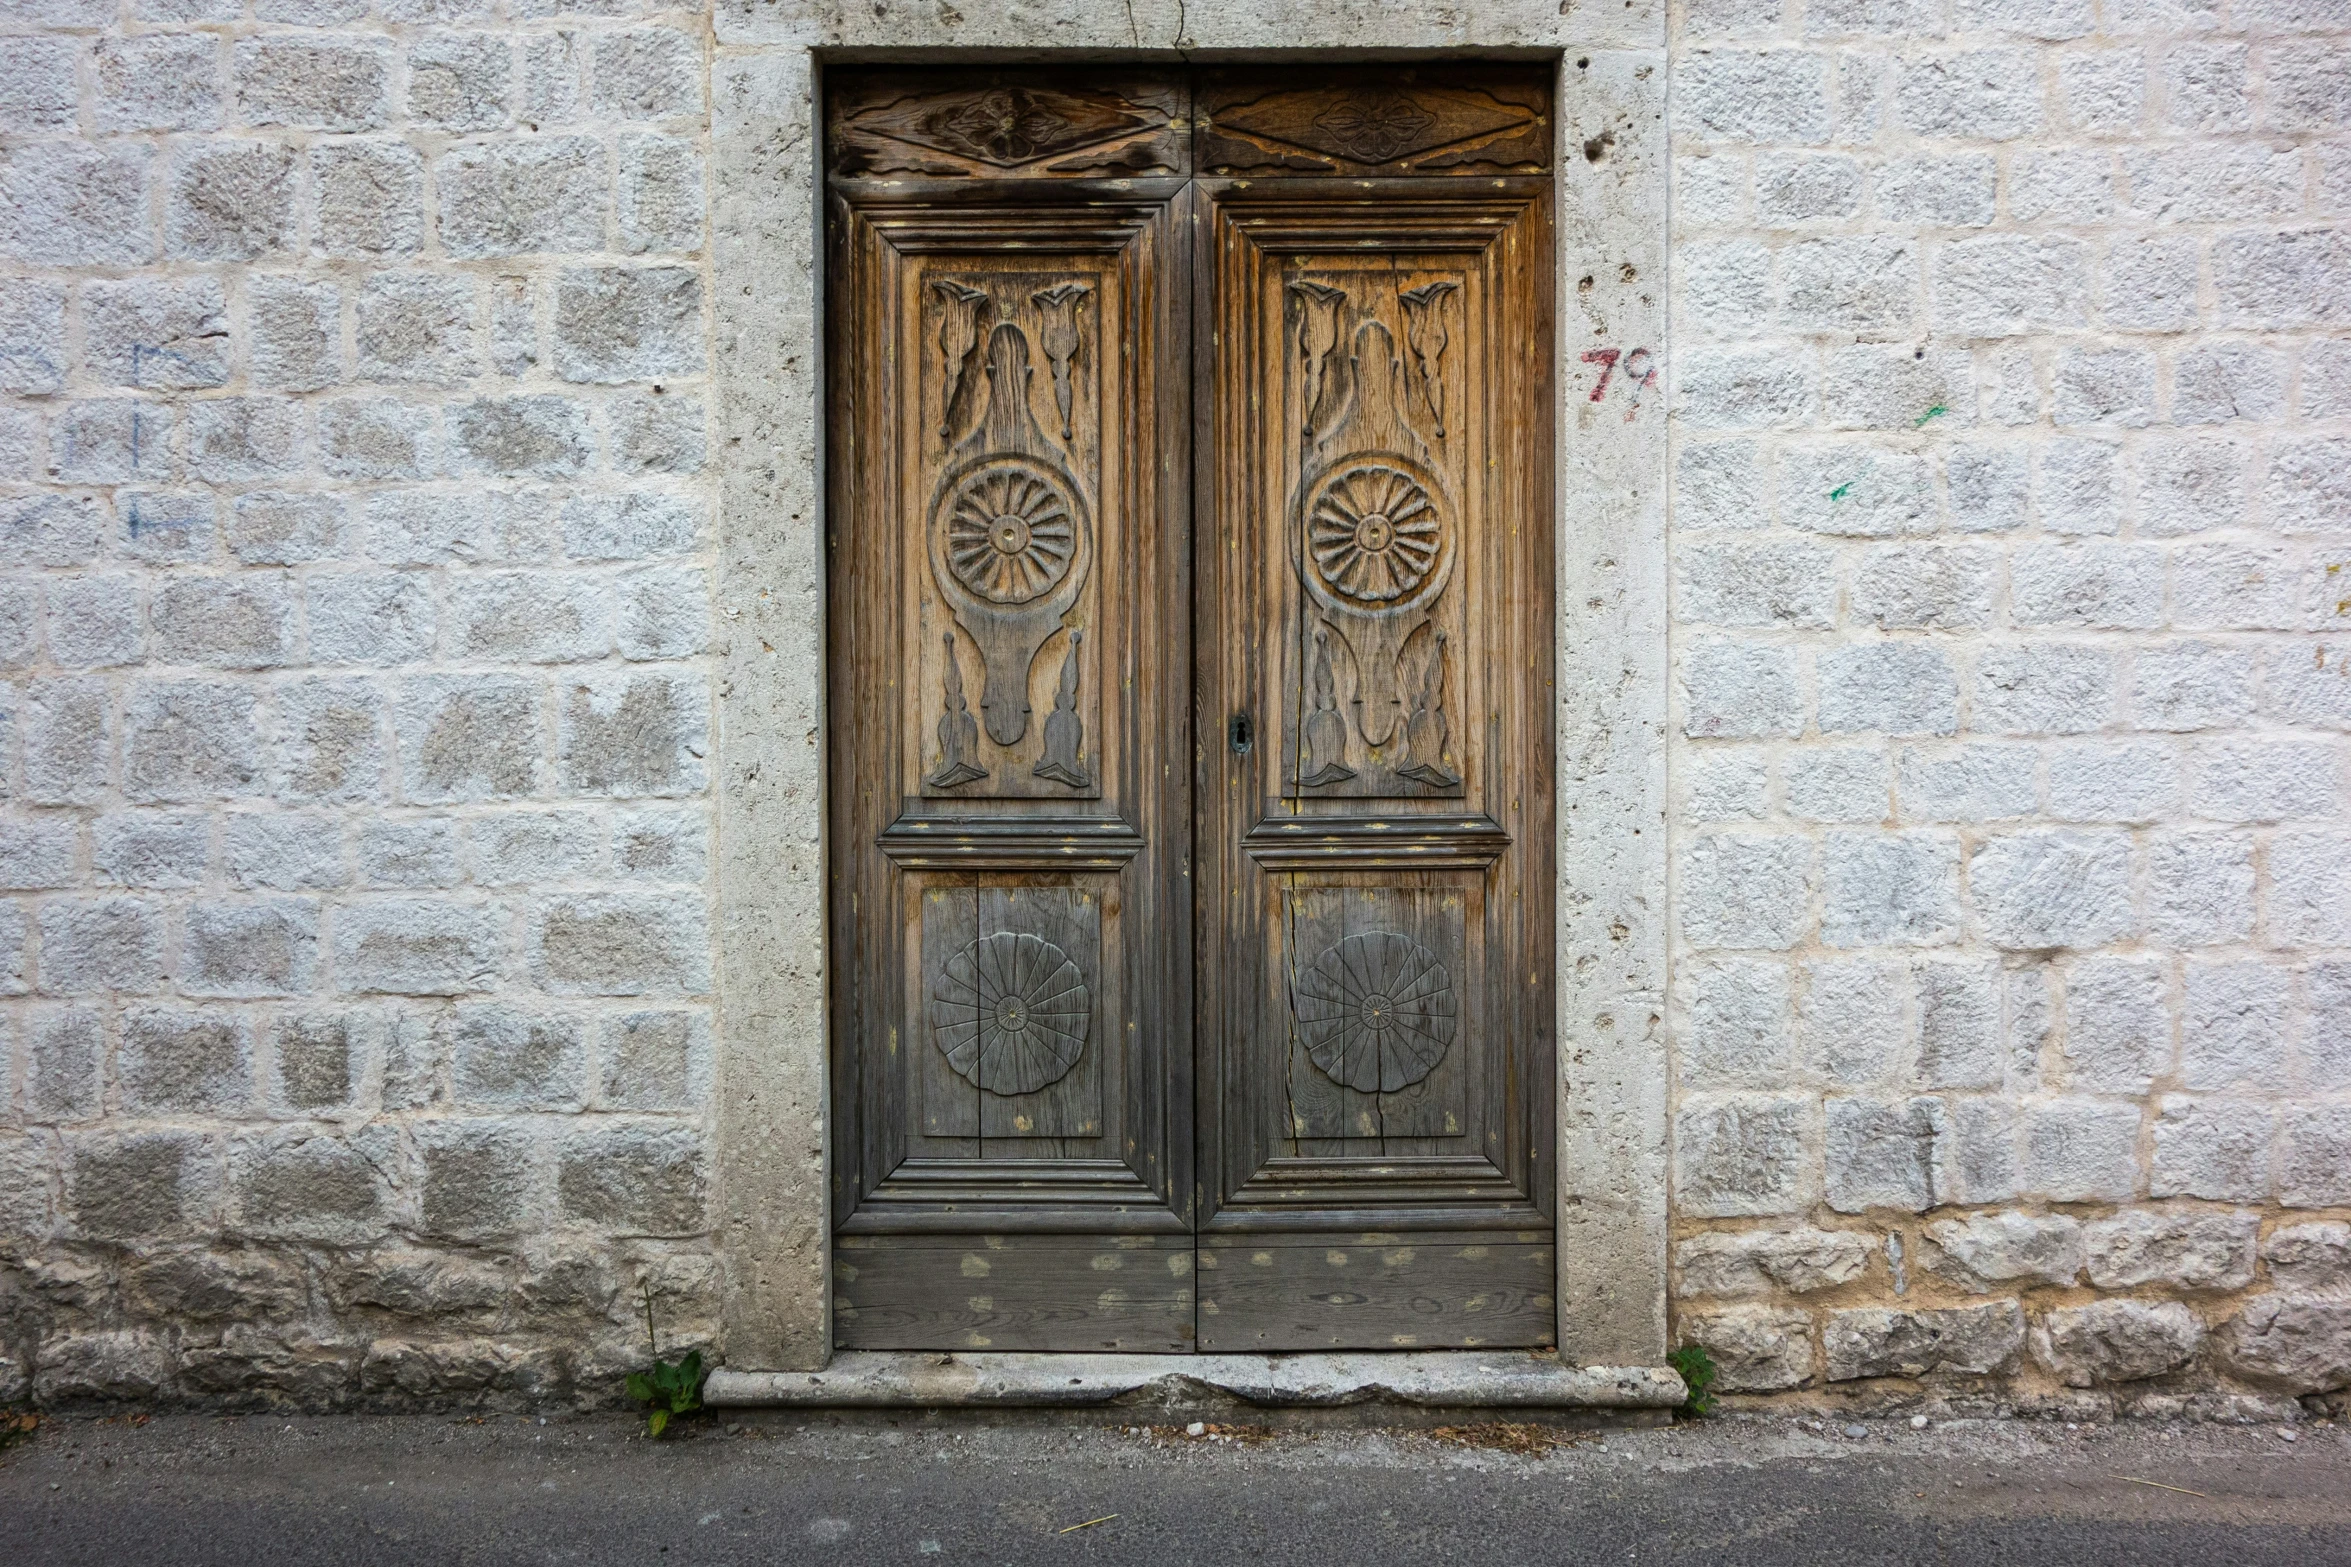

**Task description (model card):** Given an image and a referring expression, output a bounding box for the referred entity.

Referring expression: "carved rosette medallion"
[1294,931,1456,1094]
[1304,461,1445,608]
[931,930,1091,1096]
[943,458,1079,605]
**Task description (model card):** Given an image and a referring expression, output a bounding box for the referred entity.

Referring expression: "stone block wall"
[1,0,2346,1413]
[1665,0,2351,1413]
[0,0,721,1404]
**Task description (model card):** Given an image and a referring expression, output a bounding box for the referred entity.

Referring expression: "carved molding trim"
[879,815,1145,869]
[1241,813,1508,870]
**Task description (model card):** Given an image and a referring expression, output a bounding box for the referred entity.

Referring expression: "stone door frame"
[709,12,1668,1374]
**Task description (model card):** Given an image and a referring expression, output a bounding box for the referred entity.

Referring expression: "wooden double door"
[826,64,1556,1352]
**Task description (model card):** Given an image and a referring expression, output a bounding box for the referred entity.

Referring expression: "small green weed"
[626,1350,707,1439]
[626,1279,708,1439]
[1667,1345,1718,1419]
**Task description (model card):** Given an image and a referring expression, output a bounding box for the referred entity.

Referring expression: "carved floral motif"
[1033,628,1091,789]
[1305,462,1444,607]
[1295,931,1456,1093]
[1030,281,1091,443]
[932,930,1091,1096]
[943,459,1079,606]
[1311,95,1437,163]
[927,629,989,789]
[1397,280,1457,438]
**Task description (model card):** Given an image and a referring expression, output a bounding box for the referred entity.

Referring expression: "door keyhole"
[1228,712,1253,754]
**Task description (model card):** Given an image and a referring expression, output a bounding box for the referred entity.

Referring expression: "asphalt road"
[5,1407,2350,1566]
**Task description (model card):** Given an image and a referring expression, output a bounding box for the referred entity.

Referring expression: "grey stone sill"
[706,1351,1687,1411]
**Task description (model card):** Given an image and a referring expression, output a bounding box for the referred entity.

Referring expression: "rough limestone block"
[332,899,504,996]
[2021,1097,2141,1202]
[1922,1211,2086,1290]
[2281,1106,2351,1206]
[2033,1301,2203,1386]
[166,141,300,261]
[393,676,545,802]
[38,896,166,996]
[1677,955,1794,1088]
[234,39,391,131]
[599,1010,711,1110]
[449,1004,587,1109]
[1969,831,2132,950]
[449,396,594,477]
[269,1011,366,1113]
[275,679,388,804]
[1680,1307,1814,1391]
[25,1008,104,1123]
[2219,1295,2351,1393]
[530,891,710,996]
[1675,1094,1819,1217]
[92,812,207,890]
[184,900,323,998]
[1801,956,1907,1084]
[227,1127,395,1244]
[435,138,606,258]
[2264,1224,2351,1295]
[313,141,425,257]
[93,35,224,133]
[1674,1227,1873,1297]
[0,143,153,266]
[123,680,265,802]
[65,1130,211,1241]
[1823,1301,2026,1380]
[1821,831,1960,947]
[230,493,348,566]
[555,1121,707,1233]
[557,671,708,797]
[1677,833,1814,949]
[554,266,703,384]
[119,1008,253,1115]
[2084,1209,2258,1292]
[2149,1096,2274,1201]
[416,1119,540,1241]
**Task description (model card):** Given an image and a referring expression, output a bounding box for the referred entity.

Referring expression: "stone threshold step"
[706,1351,1687,1413]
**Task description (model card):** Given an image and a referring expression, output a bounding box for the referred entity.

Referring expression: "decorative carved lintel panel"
[829,72,1189,180]
[1198,67,1550,176]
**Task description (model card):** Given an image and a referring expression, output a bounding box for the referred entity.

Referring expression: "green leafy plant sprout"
[1668,1345,1718,1419]
[625,1280,708,1439]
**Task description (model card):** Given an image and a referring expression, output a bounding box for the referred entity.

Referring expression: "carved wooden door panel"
[1191,68,1557,1350]
[826,71,1195,1351]
[826,65,1553,1354]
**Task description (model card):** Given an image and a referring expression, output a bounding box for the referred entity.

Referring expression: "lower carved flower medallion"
[942,458,1079,606]
[1294,931,1456,1093]
[931,931,1090,1096]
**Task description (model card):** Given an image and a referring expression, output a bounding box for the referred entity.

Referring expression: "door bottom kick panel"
[834,1233,1196,1352]
[1194,1238,1554,1352]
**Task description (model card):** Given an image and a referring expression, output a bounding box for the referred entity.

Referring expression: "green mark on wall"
[1828,482,1853,501]
[1913,403,1949,427]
